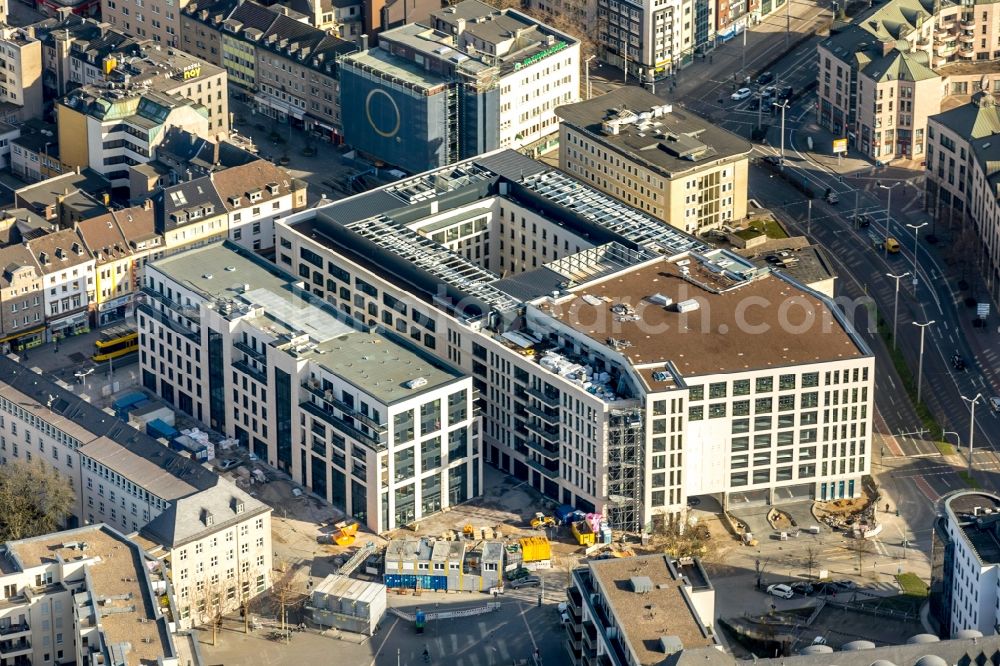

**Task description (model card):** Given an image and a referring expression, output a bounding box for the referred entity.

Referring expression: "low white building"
[138,241,480,533]
[307,575,386,635]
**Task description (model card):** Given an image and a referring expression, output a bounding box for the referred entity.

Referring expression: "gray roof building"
[141,481,270,548]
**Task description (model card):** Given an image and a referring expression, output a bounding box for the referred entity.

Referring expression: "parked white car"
[731,87,752,101]
[766,583,794,599]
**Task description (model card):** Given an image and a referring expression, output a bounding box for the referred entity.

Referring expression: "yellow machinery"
[530,512,556,529]
[519,536,551,562]
[463,524,475,538]
[334,523,359,547]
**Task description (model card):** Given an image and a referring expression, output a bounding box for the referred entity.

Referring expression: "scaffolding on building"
[605,408,644,534]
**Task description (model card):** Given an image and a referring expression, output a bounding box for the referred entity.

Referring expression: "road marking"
[914,476,941,502]
[520,601,538,653]
[368,617,399,666]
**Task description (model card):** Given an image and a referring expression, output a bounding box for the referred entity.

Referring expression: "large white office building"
[137,242,479,533]
[273,149,874,532]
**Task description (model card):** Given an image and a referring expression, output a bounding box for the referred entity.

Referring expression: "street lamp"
[773,100,790,166]
[886,272,910,351]
[905,222,927,286]
[962,393,983,476]
[911,320,935,404]
[878,181,902,258]
[584,55,596,100]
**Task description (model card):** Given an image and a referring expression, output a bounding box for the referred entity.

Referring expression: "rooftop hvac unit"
[675,299,699,313]
[404,377,428,389]
[649,293,672,307]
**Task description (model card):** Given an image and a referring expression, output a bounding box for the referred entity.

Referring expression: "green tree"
[0,460,74,541]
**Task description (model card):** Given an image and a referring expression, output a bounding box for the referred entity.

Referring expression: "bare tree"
[802,545,819,580]
[846,537,873,575]
[0,460,74,541]
[190,576,226,647]
[269,573,305,644]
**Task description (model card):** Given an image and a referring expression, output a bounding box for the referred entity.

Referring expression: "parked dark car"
[857,214,872,227]
[790,582,815,595]
[779,85,793,100]
[832,580,858,591]
[952,353,967,371]
[757,71,775,85]
[509,576,541,589]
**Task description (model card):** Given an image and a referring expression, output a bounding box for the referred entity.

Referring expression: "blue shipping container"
[383,574,447,592]
[146,419,179,440]
[112,392,146,412]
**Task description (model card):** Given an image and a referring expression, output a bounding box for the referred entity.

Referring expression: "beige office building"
[556,87,751,234]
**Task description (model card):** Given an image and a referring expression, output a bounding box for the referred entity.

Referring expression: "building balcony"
[936,42,957,56]
[525,403,560,425]
[959,32,976,43]
[136,303,198,341]
[565,624,583,651]
[141,287,200,323]
[300,381,386,432]
[233,339,267,363]
[959,19,975,30]
[527,457,560,479]
[0,623,28,639]
[526,386,560,407]
[914,37,930,46]
[938,16,956,29]
[300,400,388,451]
[0,637,30,657]
[525,419,560,443]
[526,437,560,459]
[233,359,267,385]
[958,44,974,57]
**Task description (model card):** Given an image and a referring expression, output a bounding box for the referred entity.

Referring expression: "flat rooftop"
[79,435,197,501]
[536,252,863,378]
[342,47,448,91]
[588,555,714,665]
[8,525,173,666]
[305,329,464,405]
[946,491,1000,565]
[151,242,463,404]
[555,87,752,177]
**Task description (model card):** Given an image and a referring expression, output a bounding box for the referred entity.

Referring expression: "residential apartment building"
[10,120,65,183]
[340,0,579,173]
[99,0,187,47]
[931,491,1000,638]
[565,555,717,664]
[0,244,44,351]
[76,209,145,326]
[183,1,353,140]
[138,242,480,533]
[596,0,716,84]
[0,354,274,629]
[25,228,95,341]
[556,87,752,233]
[363,0,441,39]
[0,524,182,666]
[13,169,111,226]
[274,149,874,533]
[0,26,43,123]
[210,159,307,251]
[152,175,229,253]
[817,0,1000,161]
[56,47,228,188]
[925,92,1000,304]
